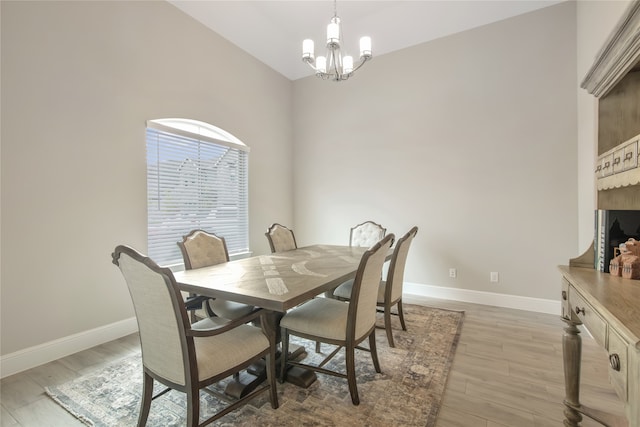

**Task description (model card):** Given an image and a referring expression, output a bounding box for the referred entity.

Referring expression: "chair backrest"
[112,245,190,386]
[385,226,419,303]
[265,223,297,253]
[347,234,395,341]
[349,221,386,248]
[178,229,230,270]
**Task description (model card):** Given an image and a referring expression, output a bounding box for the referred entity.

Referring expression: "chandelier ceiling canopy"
[301,0,372,82]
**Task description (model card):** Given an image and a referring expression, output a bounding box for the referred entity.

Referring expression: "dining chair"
[322,220,387,304]
[265,223,297,253]
[317,221,386,352]
[178,229,254,321]
[333,226,418,347]
[349,220,387,248]
[278,234,394,405]
[112,245,278,427]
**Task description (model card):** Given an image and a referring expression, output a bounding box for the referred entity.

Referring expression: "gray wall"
[0,0,632,372]
[1,1,293,356]
[293,2,578,302]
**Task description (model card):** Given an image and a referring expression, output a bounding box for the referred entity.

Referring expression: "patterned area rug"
[46,304,464,426]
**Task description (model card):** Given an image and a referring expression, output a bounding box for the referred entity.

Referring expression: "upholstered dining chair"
[178,229,254,321]
[350,220,387,248]
[112,245,278,427]
[278,234,394,405]
[322,220,387,305]
[265,223,297,253]
[333,226,418,347]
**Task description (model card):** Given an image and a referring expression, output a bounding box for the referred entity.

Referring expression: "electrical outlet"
[449,268,457,278]
[490,272,499,282]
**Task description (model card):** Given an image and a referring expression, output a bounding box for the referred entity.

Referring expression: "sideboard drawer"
[571,290,607,347]
[608,328,628,402]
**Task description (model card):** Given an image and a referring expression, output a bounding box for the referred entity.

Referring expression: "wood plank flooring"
[0,296,626,426]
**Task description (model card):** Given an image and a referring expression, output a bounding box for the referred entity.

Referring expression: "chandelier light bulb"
[327,17,340,47]
[359,36,372,59]
[343,56,353,74]
[303,39,315,62]
[316,56,327,74]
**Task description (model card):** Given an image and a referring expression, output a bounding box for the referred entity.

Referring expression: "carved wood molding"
[581,0,640,98]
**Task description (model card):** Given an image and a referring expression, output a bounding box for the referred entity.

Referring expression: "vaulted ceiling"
[169,1,565,80]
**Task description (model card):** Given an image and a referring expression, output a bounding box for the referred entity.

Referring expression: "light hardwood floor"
[0,296,626,426]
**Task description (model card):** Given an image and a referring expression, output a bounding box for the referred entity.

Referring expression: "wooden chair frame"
[265,223,297,253]
[112,245,278,427]
[377,226,418,347]
[177,229,231,320]
[178,229,230,270]
[279,234,394,405]
[349,220,387,247]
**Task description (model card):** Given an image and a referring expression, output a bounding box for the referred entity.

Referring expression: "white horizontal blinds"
[146,123,249,266]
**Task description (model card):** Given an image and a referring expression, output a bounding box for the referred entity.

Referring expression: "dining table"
[173,244,390,395]
[174,244,382,313]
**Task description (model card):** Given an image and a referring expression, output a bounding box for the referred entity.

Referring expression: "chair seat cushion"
[209,299,255,320]
[191,316,231,329]
[279,298,349,341]
[332,279,353,299]
[333,279,386,303]
[193,322,269,381]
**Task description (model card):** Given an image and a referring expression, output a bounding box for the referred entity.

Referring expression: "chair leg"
[397,299,407,331]
[384,304,395,348]
[345,345,360,405]
[137,372,153,427]
[315,341,321,353]
[186,387,199,427]
[368,331,382,373]
[279,328,289,383]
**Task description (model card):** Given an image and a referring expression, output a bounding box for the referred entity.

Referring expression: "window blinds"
[146,125,249,266]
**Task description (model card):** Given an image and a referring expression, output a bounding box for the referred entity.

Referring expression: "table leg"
[225,311,316,399]
[562,319,583,427]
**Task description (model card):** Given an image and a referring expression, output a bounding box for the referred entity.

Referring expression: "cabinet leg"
[562,320,583,427]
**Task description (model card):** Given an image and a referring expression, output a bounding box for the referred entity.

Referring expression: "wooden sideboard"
[559,264,640,427]
[569,3,640,424]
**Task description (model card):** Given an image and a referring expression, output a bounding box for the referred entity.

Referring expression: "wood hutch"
[560,2,640,427]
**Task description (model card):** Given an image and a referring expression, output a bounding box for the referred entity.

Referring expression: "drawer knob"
[562,291,567,300]
[609,353,621,371]
[575,306,585,315]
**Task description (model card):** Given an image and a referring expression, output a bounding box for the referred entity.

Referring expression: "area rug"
[46,304,464,426]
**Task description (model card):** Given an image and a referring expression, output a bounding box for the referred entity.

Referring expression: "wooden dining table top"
[174,244,381,313]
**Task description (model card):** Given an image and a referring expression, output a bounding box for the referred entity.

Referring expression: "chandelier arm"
[303,60,319,73]
[350,56,371,74]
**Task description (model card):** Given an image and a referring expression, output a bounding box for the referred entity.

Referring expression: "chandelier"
[302,0,372,81]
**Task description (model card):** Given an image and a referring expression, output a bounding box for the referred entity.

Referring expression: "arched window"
[146,118,249,266]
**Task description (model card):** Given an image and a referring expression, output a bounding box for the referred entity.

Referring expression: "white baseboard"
[1,283,560,379]
[404,282,560,315]
[1,317,138,379]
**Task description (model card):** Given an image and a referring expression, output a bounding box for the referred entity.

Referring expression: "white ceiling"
[169,1,565,81]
